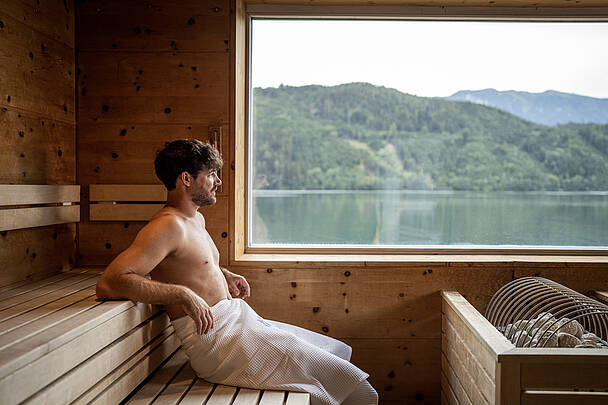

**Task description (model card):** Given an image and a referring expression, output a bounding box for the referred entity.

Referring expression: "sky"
[251,20,608,99]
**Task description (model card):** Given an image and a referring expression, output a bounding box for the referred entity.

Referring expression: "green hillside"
[252,83,608,191]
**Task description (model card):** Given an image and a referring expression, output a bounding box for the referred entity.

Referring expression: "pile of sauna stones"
[501,312,608,348]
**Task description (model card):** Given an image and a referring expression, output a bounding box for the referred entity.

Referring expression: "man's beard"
[192,187,216,206]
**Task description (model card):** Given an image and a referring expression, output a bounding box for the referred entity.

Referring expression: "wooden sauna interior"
[1,0,607,403]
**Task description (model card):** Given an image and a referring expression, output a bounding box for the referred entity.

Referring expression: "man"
[96,139,378,405]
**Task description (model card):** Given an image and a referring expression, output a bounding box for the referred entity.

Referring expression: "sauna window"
[247,18,608,251]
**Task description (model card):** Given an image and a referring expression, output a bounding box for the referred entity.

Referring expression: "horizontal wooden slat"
[90,203,164,221]
[442,316,494,404]
[593,291,608,304]
[442,292,509,381]
[90,184,166,202]
[0,303,159,403]
[0,205,80,231]
[23,315,171,404]
[0,185,80,206]
[522,391,608,405]
[442,352,472,405]
[0,269,90,301]
[84,332,180,405]
[442,291,512,378]
[441,370,461,405]
[519,357,608,390]
[0,299,143,379]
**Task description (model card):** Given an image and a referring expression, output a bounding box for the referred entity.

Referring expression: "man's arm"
[221,267,251,298]
[96,215,214,334]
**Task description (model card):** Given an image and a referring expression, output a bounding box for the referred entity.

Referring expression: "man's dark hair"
[154,139,223,190]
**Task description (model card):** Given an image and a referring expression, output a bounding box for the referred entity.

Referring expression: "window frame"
[232,3,608,261]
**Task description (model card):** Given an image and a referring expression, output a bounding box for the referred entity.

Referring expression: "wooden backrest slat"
[232,388,262,405]
[90,184,166,202]
[0,205,80,231]
[0,185,80,206]
[90,203,163,221]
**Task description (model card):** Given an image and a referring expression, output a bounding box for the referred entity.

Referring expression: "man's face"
[191,168,222,207]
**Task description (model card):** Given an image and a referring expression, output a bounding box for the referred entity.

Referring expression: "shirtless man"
[96,139,377,405]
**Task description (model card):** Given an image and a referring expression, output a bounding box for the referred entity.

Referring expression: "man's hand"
[179,287,214,335]
[222,268,251,299]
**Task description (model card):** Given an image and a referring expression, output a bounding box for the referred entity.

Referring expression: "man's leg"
[265,319,353,361]
[341,380,378,405]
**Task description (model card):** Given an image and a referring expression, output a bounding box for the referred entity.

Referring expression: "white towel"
[171,298,369,405]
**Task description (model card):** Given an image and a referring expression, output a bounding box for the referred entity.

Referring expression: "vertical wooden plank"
[259,390,285,405]
[497,357,521,405]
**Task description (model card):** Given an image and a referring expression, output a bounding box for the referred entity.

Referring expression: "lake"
[251,190,608,247]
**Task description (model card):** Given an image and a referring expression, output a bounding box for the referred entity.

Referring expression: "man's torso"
[149,207,231,319]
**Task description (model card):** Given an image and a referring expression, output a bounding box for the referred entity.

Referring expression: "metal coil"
[485,277,608,348]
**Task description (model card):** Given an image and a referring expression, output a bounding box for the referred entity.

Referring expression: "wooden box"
[441,291,608,405]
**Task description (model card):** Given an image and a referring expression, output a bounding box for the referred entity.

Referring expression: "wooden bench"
[0,270,311,404]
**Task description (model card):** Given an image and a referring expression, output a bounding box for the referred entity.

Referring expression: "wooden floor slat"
[233,388,262,405]
[0,273,96,312]
[0,287,95,336]
[259,390,286,405]
[126,350,190,405]
[178,378,215,405]
[206,385,238,405]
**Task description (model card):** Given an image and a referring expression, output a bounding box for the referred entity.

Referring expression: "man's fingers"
[193,315,203,335]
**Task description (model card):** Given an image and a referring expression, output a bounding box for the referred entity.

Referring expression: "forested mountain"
[446,89,608,126]
[252,83,608,191]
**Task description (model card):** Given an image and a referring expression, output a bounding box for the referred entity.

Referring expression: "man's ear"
[178,171,191,187]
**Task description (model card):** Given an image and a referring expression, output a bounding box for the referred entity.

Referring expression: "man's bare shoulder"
[137,207,187,243]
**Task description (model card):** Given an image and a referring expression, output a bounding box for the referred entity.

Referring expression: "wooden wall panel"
[0,7,75,121]
[76,0,231,267]
[0,0,76,286]
[0,108,75,184]
[77,0,229,52]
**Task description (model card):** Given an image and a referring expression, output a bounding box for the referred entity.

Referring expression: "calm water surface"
[251,190,608,246]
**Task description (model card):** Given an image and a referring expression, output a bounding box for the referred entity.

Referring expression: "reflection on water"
[251,190,608,246]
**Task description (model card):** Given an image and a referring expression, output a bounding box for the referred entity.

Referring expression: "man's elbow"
[96,276,121,300]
